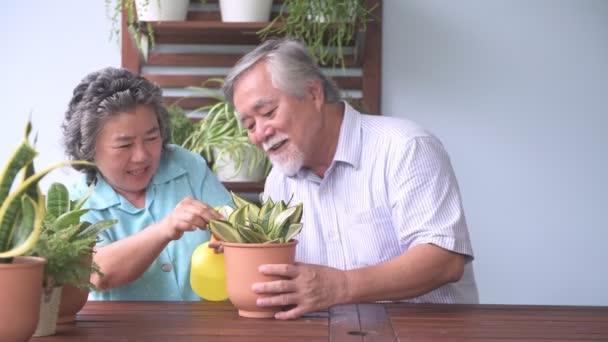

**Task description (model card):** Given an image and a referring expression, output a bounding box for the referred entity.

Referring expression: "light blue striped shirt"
[264,103,479,304]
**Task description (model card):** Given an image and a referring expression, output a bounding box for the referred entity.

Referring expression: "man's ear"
[307,79,325,111]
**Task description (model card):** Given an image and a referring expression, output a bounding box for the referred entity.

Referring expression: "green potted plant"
[29,182,117,335]
[168,105,196,147]
[259,0,377,68]
[0,121,90,341]
[105,0,190,53]
[207,192,303,318]
[182,79,271,182]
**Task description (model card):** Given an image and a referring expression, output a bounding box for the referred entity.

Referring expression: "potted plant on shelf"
[182,79,271,182]
[259,0,377,68]
[0,121,90,341]
[105,0,191,53]
[29,182,117,336]
[207,192,303,318]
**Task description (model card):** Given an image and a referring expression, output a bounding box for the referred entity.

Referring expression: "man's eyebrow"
[253,98,273,111]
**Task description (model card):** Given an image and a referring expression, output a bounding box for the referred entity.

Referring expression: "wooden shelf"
[123,0,382,114]
[222,181,264,193]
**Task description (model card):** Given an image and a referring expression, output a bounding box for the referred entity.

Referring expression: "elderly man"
[222,38,478,320]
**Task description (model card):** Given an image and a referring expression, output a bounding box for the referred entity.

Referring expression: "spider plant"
[182,79,270,180]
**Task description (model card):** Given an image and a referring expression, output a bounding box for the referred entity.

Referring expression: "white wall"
[383,0,608,305]
[2,1,607,305]
[0,2,119,190]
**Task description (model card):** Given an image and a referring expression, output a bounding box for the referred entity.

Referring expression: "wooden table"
[32,302,608,341]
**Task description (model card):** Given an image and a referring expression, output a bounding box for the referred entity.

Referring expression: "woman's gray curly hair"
[62,67,171,184]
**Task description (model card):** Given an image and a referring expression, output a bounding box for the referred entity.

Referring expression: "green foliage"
[209,192,303,244]
[0,121,93,262]
[31,183,117,289]
[182,79,271,179]
[168,105,196,146]
[105,0,155,52]
[259,0,377,68]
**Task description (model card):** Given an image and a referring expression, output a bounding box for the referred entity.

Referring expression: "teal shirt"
[72,145,232,301]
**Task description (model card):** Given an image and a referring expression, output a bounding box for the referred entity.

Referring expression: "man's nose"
[251,124,273,146]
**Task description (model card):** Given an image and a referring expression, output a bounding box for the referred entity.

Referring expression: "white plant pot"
[34,286,63,337]
[219,0,273,22]
[213,148,265,182]
[136,0,190,21]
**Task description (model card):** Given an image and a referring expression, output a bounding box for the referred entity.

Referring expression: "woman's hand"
[160,197,223,241]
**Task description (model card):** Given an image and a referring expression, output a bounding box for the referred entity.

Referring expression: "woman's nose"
[131,142,149,162]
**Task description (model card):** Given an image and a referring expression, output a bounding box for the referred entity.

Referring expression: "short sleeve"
[389,136,474,259]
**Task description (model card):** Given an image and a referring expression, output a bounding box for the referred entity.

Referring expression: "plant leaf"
[209,220,244,243]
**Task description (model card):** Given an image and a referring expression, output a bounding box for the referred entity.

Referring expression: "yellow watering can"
[190,235,228,301]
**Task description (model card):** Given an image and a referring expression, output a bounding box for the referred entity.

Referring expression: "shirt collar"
[294,101,362,180]
[332,101,362,169]
[87,146,187,210]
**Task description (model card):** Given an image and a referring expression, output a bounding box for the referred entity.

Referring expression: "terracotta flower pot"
[57,284,89,323]
[0,256,46,341]
[223,240,297,318]
[58,250,93,323]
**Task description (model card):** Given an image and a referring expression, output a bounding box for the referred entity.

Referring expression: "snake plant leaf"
[0,193,44,258]
[228,205,249,227]
[258,199,274,223]
[0,141,37,208]
[73,219,118,241]
[209,220,244,243]
[46,182,70,219]
[267,200,287,232]
[246,203,260,225]
[9,196,34,250]
[287,203,303,226]
[236,225,266,244]
[230,191,255,209]
[270,206,297,238]
[0,160,92,256]
[207,193,303,244]
[284,223,303,242]
[52,209,91,230]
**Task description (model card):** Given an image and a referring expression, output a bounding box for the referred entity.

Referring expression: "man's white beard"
[263,133,305,176]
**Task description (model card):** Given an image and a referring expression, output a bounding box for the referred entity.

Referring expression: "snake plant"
[0,121,92,261]
[30,183,117,289]
[182,78,271,179]
[209,192,303,244]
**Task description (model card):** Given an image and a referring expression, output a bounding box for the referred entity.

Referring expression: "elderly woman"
[63,67,232,300]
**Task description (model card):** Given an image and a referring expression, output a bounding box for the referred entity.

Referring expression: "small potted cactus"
[208,192,303,318]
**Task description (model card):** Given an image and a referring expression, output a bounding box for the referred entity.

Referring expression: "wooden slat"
[147,74,362,90]
[163,96,216,109]
[187,11,283,22]
[222,182,264,194]
[147,53,357,68]
[148,53,243,67]
[329,304,363,342]
[387,303,608,341]
[358,304,396,342]
[362,0,382,115]
[151,21,273,45]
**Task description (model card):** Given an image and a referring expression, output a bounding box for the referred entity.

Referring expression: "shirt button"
[161,263,173,272]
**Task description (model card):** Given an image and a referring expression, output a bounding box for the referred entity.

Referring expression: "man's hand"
[252,263,349,320]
